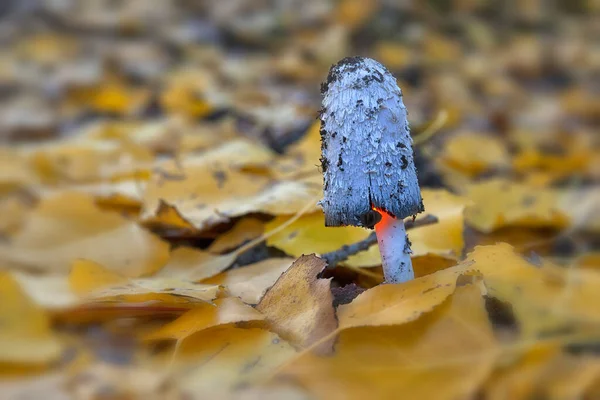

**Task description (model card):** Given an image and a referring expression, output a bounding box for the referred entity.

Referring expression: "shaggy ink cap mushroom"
[319,56,423,228]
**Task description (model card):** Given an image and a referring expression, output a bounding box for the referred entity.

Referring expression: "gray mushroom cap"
[319,57,423,227]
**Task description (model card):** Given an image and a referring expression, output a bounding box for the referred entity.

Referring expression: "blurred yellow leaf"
[172,326,296,397]
[28,138,153,184]
[203,258,294,305]
[468,243,600,337]
[0,192,169,276]
[265,212,371,265]
[284,285,498,400]
[0,272,63,364]
[142,159,320,231]
[409,189,470,259]
[12,271,79,310]
[440,133,510,176]
[161,84,214,118]
[0,148,37,191]
[375,42,412,70]
[89,82,150,115]
[464,179,569,233]
[0,195,31,236]
[144,297,264,341]
[485,344,600,400]
[208,217,265,253]
[69,258,218,304]
[257,255,336,351]
[157,246,236,281]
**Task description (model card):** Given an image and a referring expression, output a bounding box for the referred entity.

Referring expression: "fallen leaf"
[208,217,265,253]
[157,246,236,281]
[265,212,372,266]
[338,260,476,330]
[440,132,510,176]
[468,243,600,337]
[408,189,470,259]
[203,258,295,304]
[143,297,264,341]
[0,373,70,400]
[69,259,219,305]
[0,194,31,236]
[12,271,79,310]
[0,147,37,191]
[142,157,319,231]
[485,344,600,400]
[0,191,169,275]
[257,255,336,351]
[0,272,63,364]
[172,326,297,397]
[464,179,569,233]
[28,138,153,184]
[69,363,174,400]
[284,284,499,400]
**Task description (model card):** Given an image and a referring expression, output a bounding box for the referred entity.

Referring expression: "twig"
[321,214,438,268]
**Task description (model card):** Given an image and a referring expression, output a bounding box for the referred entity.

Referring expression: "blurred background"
[1,0,597,255]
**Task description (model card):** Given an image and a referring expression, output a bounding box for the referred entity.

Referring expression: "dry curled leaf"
[0,272,63,365]
[257,255,337,351]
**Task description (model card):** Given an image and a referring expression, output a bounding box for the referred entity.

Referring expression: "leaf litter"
[0,1,598,399]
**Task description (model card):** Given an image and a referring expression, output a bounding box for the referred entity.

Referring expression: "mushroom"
[319,56,424,283]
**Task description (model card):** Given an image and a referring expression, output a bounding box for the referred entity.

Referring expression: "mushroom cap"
[319,57,423,227]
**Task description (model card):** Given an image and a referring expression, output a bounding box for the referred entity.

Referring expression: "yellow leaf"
[464,179,569,232]
[440,133,510,176]
[265,212,371,265]
[338,260,476,330]
[89,83,150,115]
[157,246,236,281]
[0,192,169,276]
[69,259,126,295]
[0,148,37,191]
[29,138,153,184]
[374,42,412,70]
[161,84,214,119]
[272,121,321,179]
[468,243,600,337]
[12,271,79,310]
[142,159,319,231]
[0,195,31,236]
[257,255,336,351]
[266,189,468,267]
[69,258,218,305]
[203,258,294,304]
[208,217,265,254]
[173,326,296,397]
[143,297,264,341]
[409,189,470,259]
[0,272,63,364]
[284,285,498,400]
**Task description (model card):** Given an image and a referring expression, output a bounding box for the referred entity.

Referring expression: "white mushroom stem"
[375,211,414,283]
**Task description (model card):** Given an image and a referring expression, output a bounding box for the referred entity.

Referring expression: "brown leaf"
[256,255,337,351]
